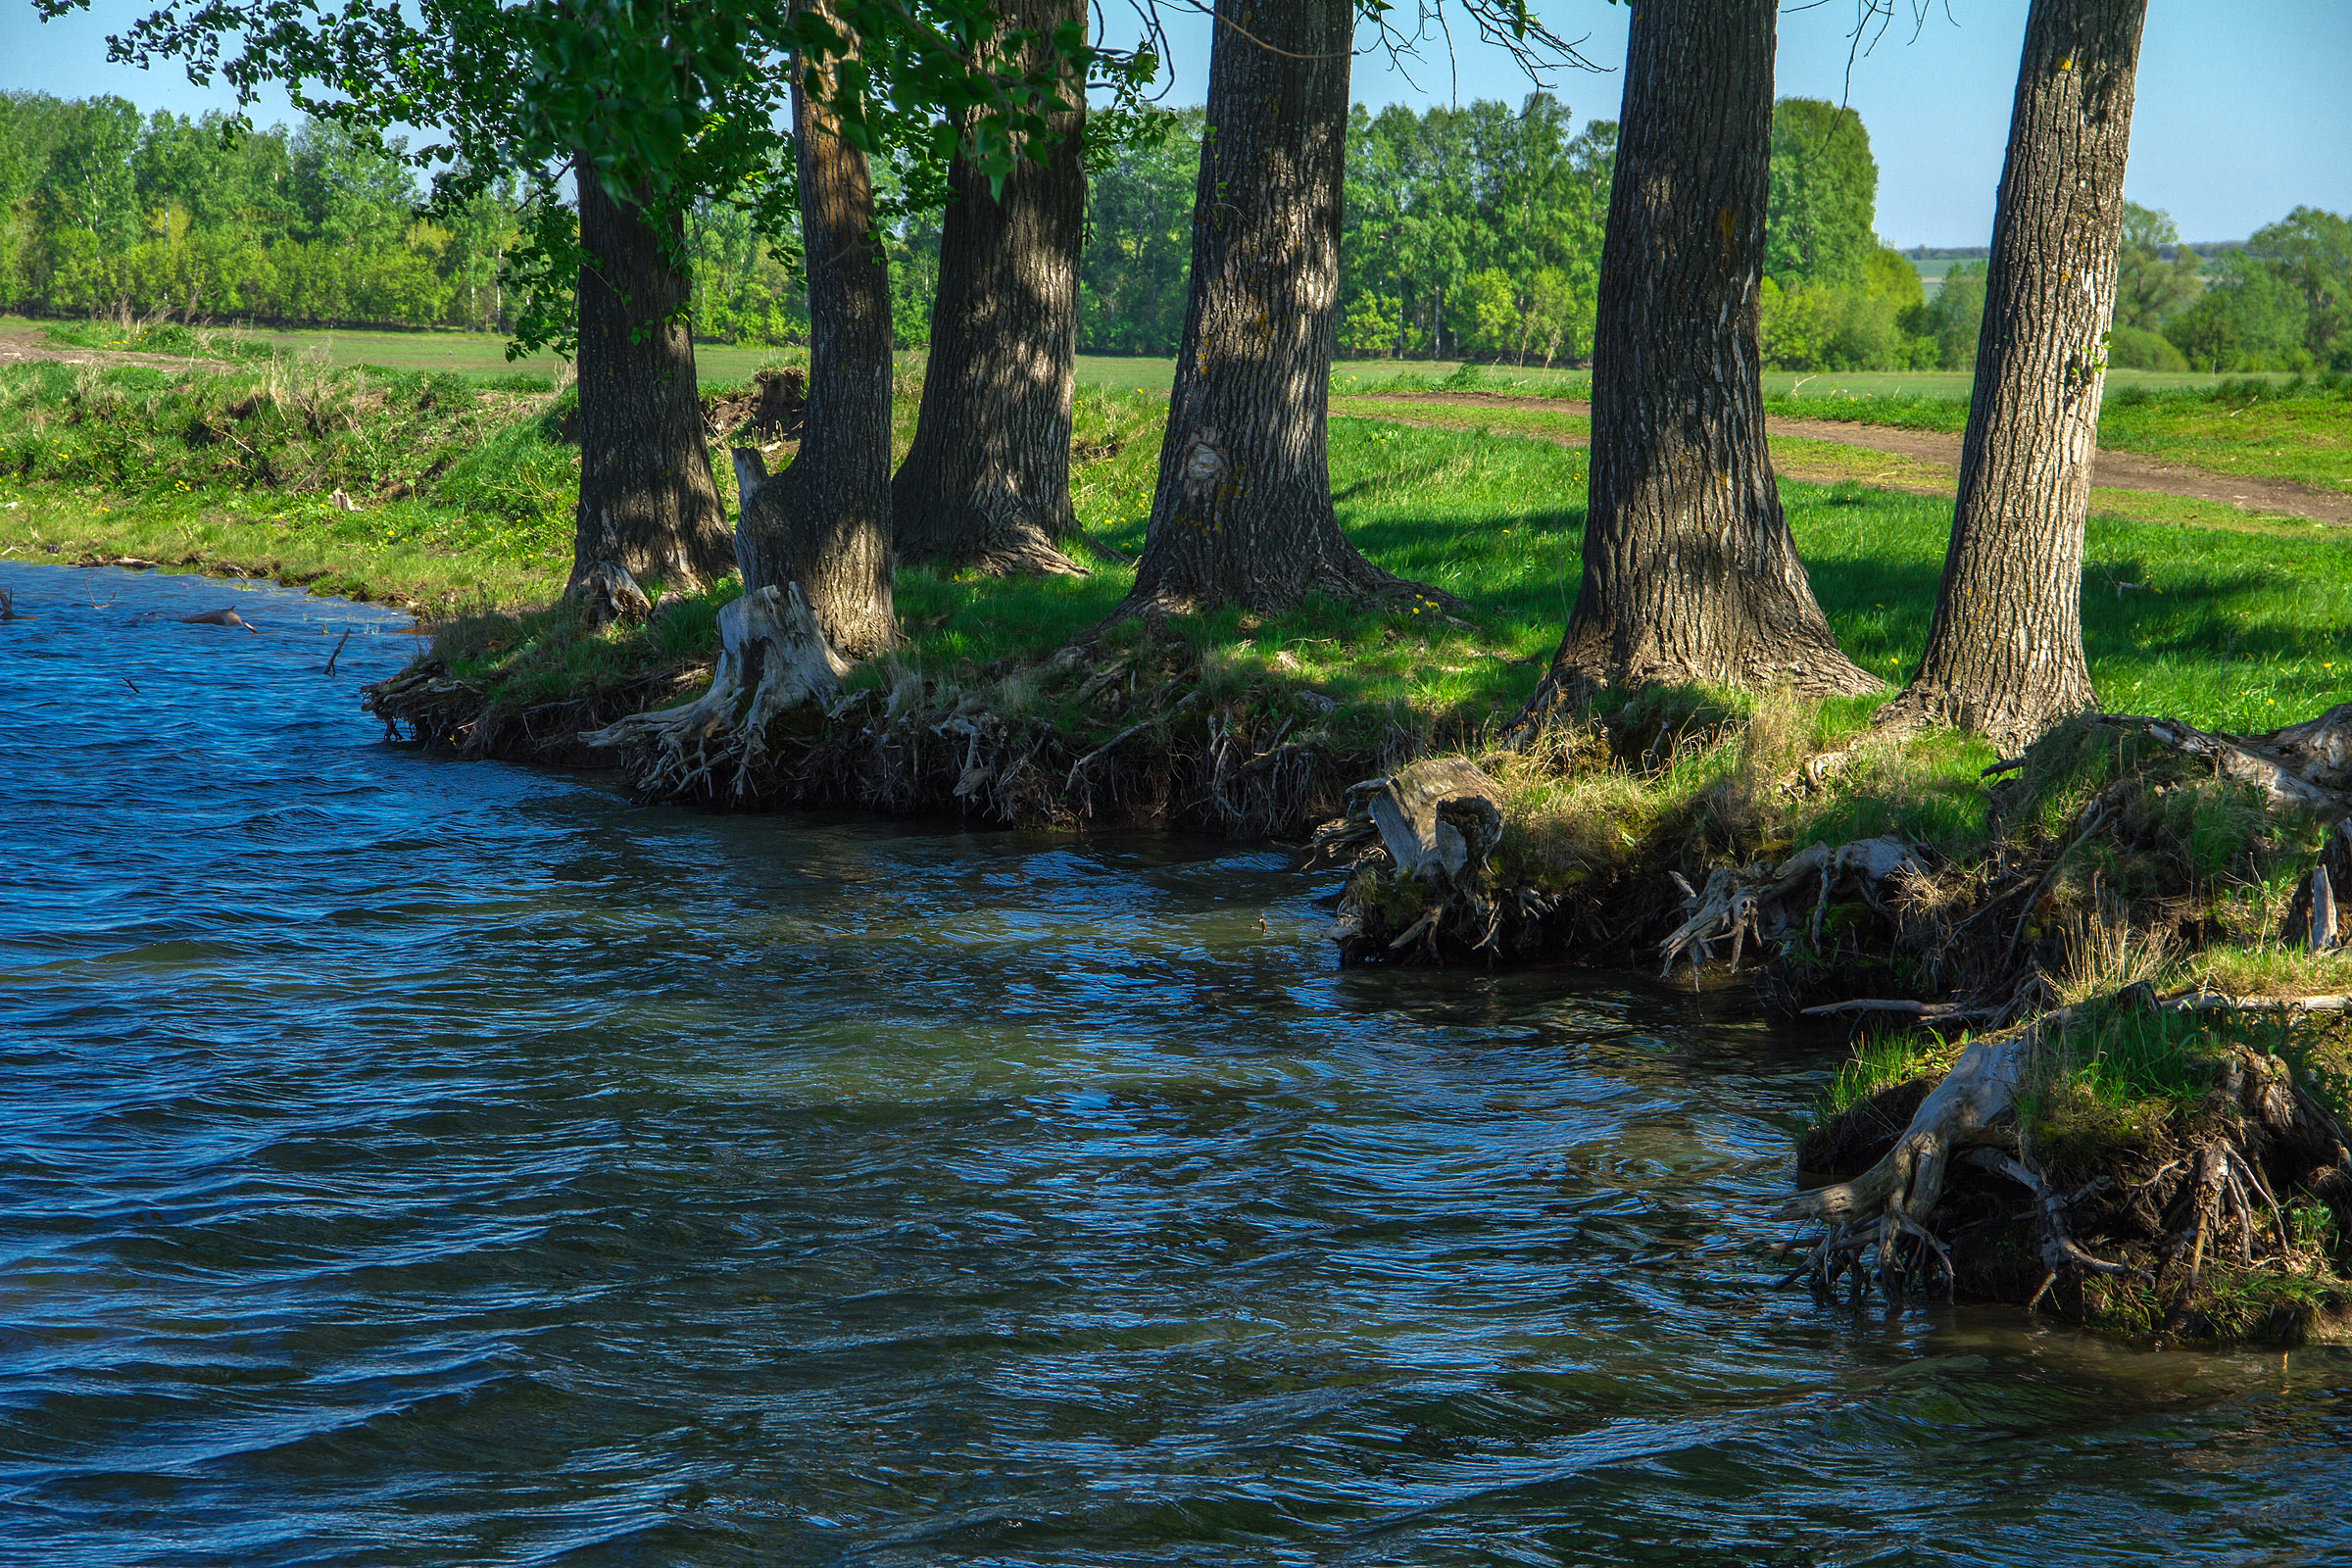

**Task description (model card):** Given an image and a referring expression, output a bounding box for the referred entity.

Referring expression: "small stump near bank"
[1320,758,1523,963]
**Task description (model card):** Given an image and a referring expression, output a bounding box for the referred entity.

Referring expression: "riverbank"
[13,340,2352,1340]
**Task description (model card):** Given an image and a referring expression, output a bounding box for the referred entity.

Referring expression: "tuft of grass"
[2054,906,2176,1006]
[1819,1032,1956,1120]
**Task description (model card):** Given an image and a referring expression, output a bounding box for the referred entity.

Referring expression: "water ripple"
[3,562,2350,1566]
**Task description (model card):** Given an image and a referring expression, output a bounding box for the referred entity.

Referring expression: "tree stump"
[1363,758,1507,887]
[580,581,850,799]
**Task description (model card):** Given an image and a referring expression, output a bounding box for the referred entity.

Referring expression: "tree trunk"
[1522,0,1870,716]
[1883,0,2147,753]
[735,0,898,658]
[891,0,1087,578]
[1116,0,1442,617]
[567,174,733,597]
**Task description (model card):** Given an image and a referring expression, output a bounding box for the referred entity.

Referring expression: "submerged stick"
[324,629,353,675]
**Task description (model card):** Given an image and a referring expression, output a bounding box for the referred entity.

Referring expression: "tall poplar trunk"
[568,174,732,596]
[1884,0,2148,752]
[1523,0,1870,716]
[1117,0,1441,617]
[735,1,898,658]
[892,0,1087,578]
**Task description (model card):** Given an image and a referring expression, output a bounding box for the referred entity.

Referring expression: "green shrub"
[2109,324,2187,373]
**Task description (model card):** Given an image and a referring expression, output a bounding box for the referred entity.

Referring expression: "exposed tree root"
[1788,993,2352,1337]
[917,516,1090,579]
[580,582,852,800]
[1657,835,1922,979]
[370,619,1396,838]
[1104,557,1472,632]
[1508,632,1878,747]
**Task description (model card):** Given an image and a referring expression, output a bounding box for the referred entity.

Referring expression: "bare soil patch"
[0,323,210,372]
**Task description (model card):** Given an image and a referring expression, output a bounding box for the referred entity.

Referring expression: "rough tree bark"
[735,0,898,658]
[891,0,1088,577]
[567,173,734,596]
[1521,0,1870,717]
[1881,0,2149,753]
[1114,0,1442,617]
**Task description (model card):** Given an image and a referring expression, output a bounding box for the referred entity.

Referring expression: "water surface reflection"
[3,562,2346,1566]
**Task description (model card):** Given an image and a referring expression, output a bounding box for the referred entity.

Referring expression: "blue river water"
[3,561,2350,1567]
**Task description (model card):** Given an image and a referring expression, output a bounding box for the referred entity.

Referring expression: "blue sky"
[7,0,2346,246]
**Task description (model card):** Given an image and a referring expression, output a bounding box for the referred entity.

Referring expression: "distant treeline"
[0,96,515,331]
[3,90,2344,374]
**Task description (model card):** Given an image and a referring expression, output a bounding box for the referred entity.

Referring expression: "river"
[4,562,2349,1566]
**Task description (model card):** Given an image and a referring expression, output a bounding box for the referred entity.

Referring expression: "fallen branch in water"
[323,629,353,675]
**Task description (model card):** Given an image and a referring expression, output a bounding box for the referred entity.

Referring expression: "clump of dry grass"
[1694,683,1815,847]
[2055,901,2178,1005]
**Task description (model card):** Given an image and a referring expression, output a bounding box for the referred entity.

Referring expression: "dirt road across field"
[0,322,225,372]
[1349,390,2352,526]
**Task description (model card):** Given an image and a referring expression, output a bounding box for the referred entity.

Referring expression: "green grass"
[9,362,2350,735]
[1820,1033,1957,1119]
[2100,379,2352,494]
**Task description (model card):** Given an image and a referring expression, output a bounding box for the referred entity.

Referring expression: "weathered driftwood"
[1321,758,1511,961]
[1788,1015,2041,1241]
[2267,702,2352,792]
[1658,834,1921,977]
[2123,707,2352,815]
[581,581,850,800]
[1364,757,1505,885]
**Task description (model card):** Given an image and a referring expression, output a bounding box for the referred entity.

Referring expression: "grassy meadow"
[3,328,2346,752]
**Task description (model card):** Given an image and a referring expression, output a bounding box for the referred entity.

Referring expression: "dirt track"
[1348,390,2352,526]
[0,322,215,371]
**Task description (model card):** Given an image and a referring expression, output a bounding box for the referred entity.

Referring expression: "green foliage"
[2166,208,2352,372]
[44,0,1151,360]
[1077,105,1201,357]
[1919,261,1986,370]
[1759,245,1937,372]
[0,92,518,330]
[2114,202,2201,333]
[1751,98,1947,375]
[1766,98,1878,290]
[1340,95,1611,366]
[2109,324,2188,372]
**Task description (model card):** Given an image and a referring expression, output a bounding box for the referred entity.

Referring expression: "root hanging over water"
[581,582,851,801]
[1788,993,2352,1338]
